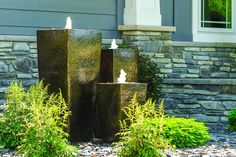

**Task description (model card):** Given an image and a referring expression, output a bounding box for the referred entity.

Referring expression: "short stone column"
[118,25,176,54]
[100,48,139,83]
[96,83,147,142]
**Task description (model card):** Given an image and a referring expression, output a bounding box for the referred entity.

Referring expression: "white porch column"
[124,0,162,26]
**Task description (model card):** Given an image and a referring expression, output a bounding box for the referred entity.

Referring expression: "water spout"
[117,69,126,83]
[65,16,72,29]
[109,39,118,49]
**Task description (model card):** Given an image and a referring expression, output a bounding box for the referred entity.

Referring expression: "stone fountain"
[96,48,147,142]
[37,17,147,142]
[37,19,102,141]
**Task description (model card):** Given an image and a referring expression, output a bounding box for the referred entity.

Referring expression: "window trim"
[198,0,235,33]
[192,0,236,43]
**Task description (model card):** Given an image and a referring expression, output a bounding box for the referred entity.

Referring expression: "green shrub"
[161,117,211,148]
[227,108,236,131]
[138,54,163,101]
[0,82,29,148]
[114,95,171,157]
[0,81,78,157]
[114,96,211,156]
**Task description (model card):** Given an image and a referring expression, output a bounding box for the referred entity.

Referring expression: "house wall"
[160,0,192,41]
[0,36,38,107]
[0,35,115,109]
[1,33,236,130]
[120,30,236,130]
[0,0,192,41]
[163,42,236,131]
[0,0,120,38]
[0,1,234,129]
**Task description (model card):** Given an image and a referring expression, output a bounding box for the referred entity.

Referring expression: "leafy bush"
[114,95,171,157]
[0,82,29,148]
[162,117,211,148]
[227,108,236,131]
[115,95,211,156]
[0,81,78,157]
[138,54,163,101]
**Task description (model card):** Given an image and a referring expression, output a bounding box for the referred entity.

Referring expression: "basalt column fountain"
[37,29,102,141]
[96,48,147,142]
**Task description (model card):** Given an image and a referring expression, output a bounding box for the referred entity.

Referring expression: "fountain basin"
[37,29,102,141]
[96,83,147,142]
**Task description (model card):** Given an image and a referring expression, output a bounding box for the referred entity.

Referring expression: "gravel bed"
[1,132,236,157]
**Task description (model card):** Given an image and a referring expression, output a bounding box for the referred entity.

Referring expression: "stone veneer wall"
[1,33,236,130]
[119,28,236,131]
[163,42,236,131]
[0,36,38,109]
[0,35,119,111]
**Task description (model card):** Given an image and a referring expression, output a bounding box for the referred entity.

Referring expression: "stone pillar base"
[118,25,176,53]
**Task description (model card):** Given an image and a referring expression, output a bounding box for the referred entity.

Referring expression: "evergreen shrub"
[162,117,211,148]
[227,108,236,131]
[138,54,163,101]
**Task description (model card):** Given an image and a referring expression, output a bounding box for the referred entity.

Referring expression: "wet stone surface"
[96,83,147,142]
[1,132,236,157]
[99,48,138,83]
[37,29,102,141]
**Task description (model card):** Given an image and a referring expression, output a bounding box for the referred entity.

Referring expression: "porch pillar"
[124,0,162,26]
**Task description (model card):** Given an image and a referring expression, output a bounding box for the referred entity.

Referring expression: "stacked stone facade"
[161,43,236,79]
[1,33,236,130]
[119,27,236,130]
[0,36,122,111]
[163,43,236,130]
[0,36,38,108]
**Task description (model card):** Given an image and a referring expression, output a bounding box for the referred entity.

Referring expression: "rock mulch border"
[1,132,236,157]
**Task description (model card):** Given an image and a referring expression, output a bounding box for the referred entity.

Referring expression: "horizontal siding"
[0,0,116,15]
[0,10,116,30]
[0,0,118,38]
[160,0,174,26]
[0,26,119,38]
[160,0,192,41]
[173,0,192,41]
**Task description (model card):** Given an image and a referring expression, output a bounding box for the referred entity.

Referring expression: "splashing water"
[117,69,126,83]
[65,16,72,29]
[109,39,118,49]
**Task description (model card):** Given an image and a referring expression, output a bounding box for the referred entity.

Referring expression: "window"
[201,0,232,29]
[192,0,236,42]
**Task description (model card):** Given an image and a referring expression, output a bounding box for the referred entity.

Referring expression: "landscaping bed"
[1,132,236,157]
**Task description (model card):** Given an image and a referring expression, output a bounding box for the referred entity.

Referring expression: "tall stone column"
[37,29,102,141]
[124,0,162,26]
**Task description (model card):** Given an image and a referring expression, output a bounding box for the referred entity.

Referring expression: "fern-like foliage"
[0,81,78,157]
[115,95,171,157]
